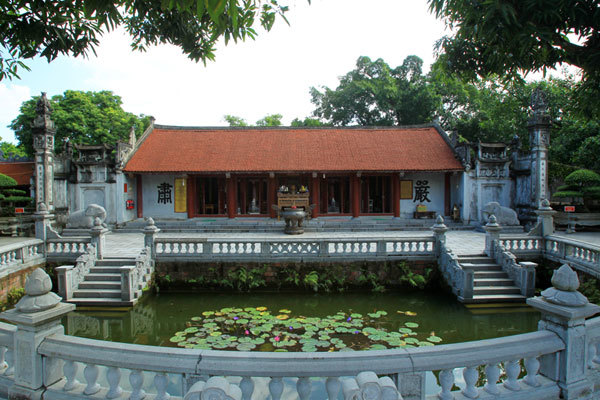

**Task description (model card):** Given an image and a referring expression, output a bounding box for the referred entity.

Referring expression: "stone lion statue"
[66,204,107,229]
[482,201,520,226]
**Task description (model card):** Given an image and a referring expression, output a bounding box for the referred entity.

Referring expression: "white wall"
[142,175,187,219]
[399,173,445,218]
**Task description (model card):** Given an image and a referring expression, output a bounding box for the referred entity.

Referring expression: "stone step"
[78,281,121,290]
[469,294,527,303]
[66,298,135,307]
[73,289,122,299]
[84,273,121,282]
[89,266,124,274]
[473,271,509,279]
[474,278,514,287]
[461,263,502,270]
[95,258,136,266]
[458,257,495,264]
[473,286,522,296]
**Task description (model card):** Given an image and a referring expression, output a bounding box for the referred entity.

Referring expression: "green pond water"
[63,290,541,350]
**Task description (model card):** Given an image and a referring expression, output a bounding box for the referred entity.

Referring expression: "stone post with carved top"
[0,268,75,399]
[32,93,56,213]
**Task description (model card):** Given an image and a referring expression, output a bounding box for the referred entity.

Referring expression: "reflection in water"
[63,290,540,347]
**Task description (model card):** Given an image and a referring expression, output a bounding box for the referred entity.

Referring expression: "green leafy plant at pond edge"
[168,306,442,352]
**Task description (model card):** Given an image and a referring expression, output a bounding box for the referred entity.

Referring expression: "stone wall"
[154,260,438,292]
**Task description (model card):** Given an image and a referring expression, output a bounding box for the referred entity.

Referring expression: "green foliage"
[225,266,267,292]
[0,142,26,159]
[256,114,283,127]
[1,287,25,311]
[553,169,600,201]
[10,90,151,156]
[428,0,600,90]
[290,117,329,127]
[565,169,600,187]
[303,270,319,292]
[223,115,248,127]
[0,0,298,80]
[310,55,440,126]
[0,174,17,187]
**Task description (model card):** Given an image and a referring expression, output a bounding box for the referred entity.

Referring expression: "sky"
[0,0,450,144]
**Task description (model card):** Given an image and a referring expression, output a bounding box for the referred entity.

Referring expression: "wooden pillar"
[136,174,143,219]
[445,172,452,216]
[227,176,236,219]
[393,174,400,218]
[187,176,195,218]
[352,175,360,218]
[311,174,319,218]
[269,175,276,218]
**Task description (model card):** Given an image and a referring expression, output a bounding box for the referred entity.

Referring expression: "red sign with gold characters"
[564,206,576,212]
[14,208,24,214]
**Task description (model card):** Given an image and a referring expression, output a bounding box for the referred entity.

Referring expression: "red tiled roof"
[0,162,34,185]
[124,125,463,173]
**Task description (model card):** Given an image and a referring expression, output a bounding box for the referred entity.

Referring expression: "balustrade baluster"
[593,342,600,365]
[0,347,5,371]
[524,357,541,387]
[461,366,479,398]
[296,377,311,400]
[269,377,284,400]
[106,366,123,398]
[63,360,80,391]
[503,359,521,391]
[4,348,14,376]
[484,363,501,395]
[83,363,101,395]
[326,377,341,399]
[129,370,146,400]
[154,372,170,400]
[240,376,254,400]
[438,369,454,400]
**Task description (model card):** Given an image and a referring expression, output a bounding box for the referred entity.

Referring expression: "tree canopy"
[224,113,283,127]
[310,56,440,126]
[0,0,297,80]
[9,90,150,156]
[428,0,600,90]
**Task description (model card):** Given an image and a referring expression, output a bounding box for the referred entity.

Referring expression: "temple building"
[120,123,464,220]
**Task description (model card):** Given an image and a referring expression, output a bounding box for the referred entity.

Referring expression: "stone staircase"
[70,257,144,306]
[458,254,526,303]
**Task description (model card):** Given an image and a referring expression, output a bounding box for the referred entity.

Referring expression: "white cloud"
[0,83,31,143]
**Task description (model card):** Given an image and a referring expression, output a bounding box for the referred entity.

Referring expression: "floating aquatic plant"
[168,306,441,352]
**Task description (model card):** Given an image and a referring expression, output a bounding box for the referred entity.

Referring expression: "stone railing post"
[484,215,502,258]
[143,217,160,259]
[0,268,75,399]
[120,266,135,302]
[90,217,109,260]
[527,264,600,399]
[518,261,537,297]
[33,202,54,242]
[534,199,557,237]
[431,215,448,258]
[55,265,74,300]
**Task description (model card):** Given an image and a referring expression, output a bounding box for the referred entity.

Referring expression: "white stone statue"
[66,204,107,229]
[482,201,520,226]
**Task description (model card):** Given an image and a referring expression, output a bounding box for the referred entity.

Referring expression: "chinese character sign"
[157,182,173,204]
[413,180,431,203]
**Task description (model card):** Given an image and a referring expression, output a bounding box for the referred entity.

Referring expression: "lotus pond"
[64,290,541,351]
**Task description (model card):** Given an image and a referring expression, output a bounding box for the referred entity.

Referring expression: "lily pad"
[405,322,419,328]
[427,336,443,343]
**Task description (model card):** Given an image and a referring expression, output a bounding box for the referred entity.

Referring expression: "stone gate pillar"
[528,88,551,209]
[32,93,56,213]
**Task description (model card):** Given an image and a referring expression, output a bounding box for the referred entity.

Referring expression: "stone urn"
[281,208,307,235]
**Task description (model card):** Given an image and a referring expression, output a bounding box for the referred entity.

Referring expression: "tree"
[0,0,297,80]
[310,56,440,126]
[0,142,26,159]
[224,114,282,127]
[256,114,282,127]
[553,169,600,208]
[9,90,151,156]
[290,117,328,127]
[428,0,600,89]
[0,173,30,215]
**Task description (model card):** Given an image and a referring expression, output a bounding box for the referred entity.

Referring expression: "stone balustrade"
[0,240,44,270]
[55,246,97,301]
[120,247,154,302]
[498,236,543,256]
[154,237,436,262]
[46,238,92,262]
[492,239,537,297]
[438,242,474,302]
[545,236,600,279]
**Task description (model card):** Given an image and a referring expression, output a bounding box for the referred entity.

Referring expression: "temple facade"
[120,123,464,221]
